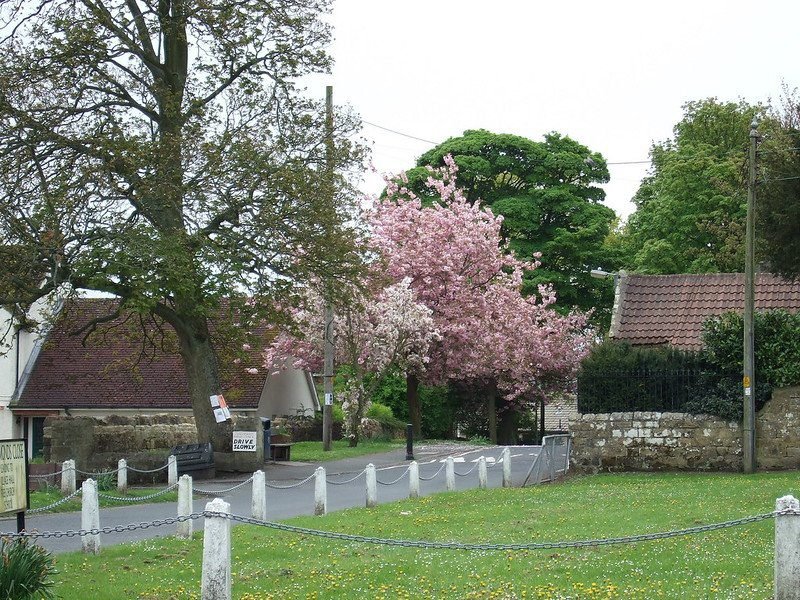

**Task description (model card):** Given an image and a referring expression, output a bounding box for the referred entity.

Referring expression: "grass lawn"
[289,439,404,462]
[29,486,178,513]
[51,471,800,599]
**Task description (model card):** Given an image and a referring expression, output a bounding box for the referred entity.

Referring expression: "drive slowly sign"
[232,431,257,452]
[0,440,27,514]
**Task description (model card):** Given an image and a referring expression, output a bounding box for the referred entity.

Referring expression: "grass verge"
[51,471,800,598]
[289,439,404,462]
[29,486,178,513]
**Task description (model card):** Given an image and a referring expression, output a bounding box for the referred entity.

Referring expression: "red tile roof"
[17,299,272,410]
[610,273,800,350]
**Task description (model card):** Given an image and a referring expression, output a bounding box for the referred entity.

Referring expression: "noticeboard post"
[0,439,29,532]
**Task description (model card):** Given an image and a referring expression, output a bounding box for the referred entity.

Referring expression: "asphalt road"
[1,444,549,555]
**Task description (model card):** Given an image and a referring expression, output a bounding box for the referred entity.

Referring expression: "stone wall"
[45,414,198,482]
[571,386,800,472]
[44,413,266,477]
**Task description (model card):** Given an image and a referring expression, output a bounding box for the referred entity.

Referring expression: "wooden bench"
[269,443,293,461]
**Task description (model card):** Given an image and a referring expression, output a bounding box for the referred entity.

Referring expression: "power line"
[362,120,437,145]
[362,119,652,165]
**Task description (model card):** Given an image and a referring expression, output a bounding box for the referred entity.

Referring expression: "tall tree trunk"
[486,379,497,444]
[406,372,422,438]
[175,315,228,450]
[498,399,518,446]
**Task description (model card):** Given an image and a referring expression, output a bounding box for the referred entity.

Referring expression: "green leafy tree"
[622,98,767,274]
[403,129,620,329]
[0,0,365,448]
[758,86,800,279]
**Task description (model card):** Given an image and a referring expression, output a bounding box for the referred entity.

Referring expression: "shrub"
[0,536,57,600]
[702,310,800,389]
[331,403,345,424]
[577,341,704,414]
[366,402,405,433]
[576,310,800,420]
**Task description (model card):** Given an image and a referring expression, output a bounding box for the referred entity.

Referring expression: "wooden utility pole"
[743,118,759,473]
[322,86,335,451]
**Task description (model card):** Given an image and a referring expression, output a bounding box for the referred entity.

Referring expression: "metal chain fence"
[98,483,179,503]
[10,509,796,551]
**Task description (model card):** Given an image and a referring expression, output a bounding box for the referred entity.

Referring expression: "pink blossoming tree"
[369,157,593,440]
[263,278,439,446]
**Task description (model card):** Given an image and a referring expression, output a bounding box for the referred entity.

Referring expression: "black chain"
[9,509,795,549]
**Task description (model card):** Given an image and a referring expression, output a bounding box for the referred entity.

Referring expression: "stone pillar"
[201,498,231,600]
[445,457,455,492]
[775,495,800,600]
[81,478,100,554]
[117,459,127,494]
[478,456,487,490]
[365,464,377,508]
[251,470,267,522]
[314,467,327,516]
[408,461,419,499]
[62,459,76,495]
[176,474,193,540]
[168,455,178,486]
[502,447,512,488]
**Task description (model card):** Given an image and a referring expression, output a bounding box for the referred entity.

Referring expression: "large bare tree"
[0,0,364,446]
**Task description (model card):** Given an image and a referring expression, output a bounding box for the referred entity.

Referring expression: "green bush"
[577,341,704,414]
[366,402,405,432]
[577,310,800,420]
[0,537,57,600]
[331,403,345,424]
[702,310,800,388]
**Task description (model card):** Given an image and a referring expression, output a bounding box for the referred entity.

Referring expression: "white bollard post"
[409,461,420,499]
[314,467,327,516]
[251,470,267,522]
[201,498,231,600]
[478,456,488,489]
[168,455,178,486]
[62,459,76,495]
[365,464,377,508]
[502,447,512,488]
[446,457,455,492]
[117,459,128,494]
[177,474,193,540]
[775,495,800,600]
[81,478,100,554]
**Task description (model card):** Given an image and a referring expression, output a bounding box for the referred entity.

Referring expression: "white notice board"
[0,440,27,514]
[232,431,257,452]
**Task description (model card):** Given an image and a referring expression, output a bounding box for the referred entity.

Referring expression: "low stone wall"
[44,413,266,478]
[571,387,800,472]
[45,414,198,482]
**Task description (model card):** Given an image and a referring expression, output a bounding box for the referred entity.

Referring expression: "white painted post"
[478,456,487,489]
[117,459,127,494]
[62,459,76,494]
[314,467,327,516]
[408,461,420,499]
[502,447,512,488]
[81,478,100,554]
[446,457,455,492]
[201,498,231,600]
[775,495,800,600]
[251,470,266,522]
[176,474,193,540]
[365,464,377,508]
[168,455,178,486]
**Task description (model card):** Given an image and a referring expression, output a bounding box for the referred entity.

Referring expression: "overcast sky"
[312,0,800,222]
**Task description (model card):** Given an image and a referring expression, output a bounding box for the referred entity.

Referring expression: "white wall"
[0,298,56,439]
[258,367,319,419]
